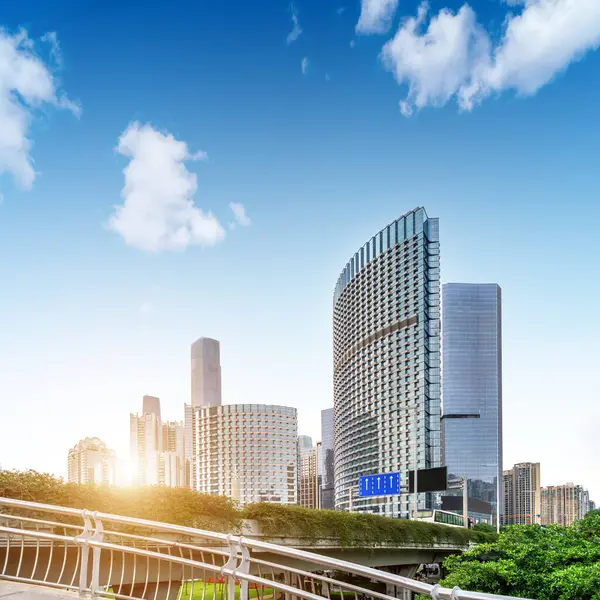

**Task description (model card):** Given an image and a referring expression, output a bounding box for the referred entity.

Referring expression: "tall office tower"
[67,437,117,485]
[297,436,319,508]
[191,404,298,505]
[188,338,222,486]
[502,462,541,525]
[541,483,592,526]
[320,408,335,510]
[333,207,441,517]
[161,421,185,486]
[191,338,222,408]
[130,397,162,486]
[298,435,313,456]
[441,283,503,525]
[143,395,161,420]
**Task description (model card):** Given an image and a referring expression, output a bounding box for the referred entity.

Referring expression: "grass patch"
[180,582,274,600]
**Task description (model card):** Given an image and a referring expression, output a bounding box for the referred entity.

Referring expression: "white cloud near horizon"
[287,4,303,44]
[381,0,600,116]
[229,202,251,227]
[0,28,79,196]
[109,122,225,252]
[357,0,400,34]
[301,57,309,74]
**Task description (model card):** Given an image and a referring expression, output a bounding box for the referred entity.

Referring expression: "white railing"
[0,497,529,600]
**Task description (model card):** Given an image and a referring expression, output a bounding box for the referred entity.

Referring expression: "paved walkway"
[0,581,77,600]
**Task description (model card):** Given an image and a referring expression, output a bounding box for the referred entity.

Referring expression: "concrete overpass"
[0,497,530,600]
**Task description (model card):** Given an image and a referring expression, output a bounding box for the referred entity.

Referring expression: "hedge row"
[243,502,495,547]
[0,470,495,547]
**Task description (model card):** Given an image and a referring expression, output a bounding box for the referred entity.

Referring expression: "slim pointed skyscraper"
[186,337,223,487]
[191,337,222,407]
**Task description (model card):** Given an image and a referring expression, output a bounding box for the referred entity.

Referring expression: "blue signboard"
[358,472,401,497]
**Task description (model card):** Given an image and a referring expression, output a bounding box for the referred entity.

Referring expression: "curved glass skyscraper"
[333,207,441,518]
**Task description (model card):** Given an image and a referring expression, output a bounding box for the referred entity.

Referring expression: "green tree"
[434,511,600,599]
[0,470,240,531]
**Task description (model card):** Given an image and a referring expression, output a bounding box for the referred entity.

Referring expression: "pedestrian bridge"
[0,497,528,600]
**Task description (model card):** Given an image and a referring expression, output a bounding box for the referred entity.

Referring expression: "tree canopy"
[0,469,239,531]
[436,510,600,599]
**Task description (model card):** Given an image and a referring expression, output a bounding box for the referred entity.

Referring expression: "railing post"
[220,535,238,600]
[283,569,291,600]
[234,538,250,600]
[75,511,93,597]
[89,513,104,597]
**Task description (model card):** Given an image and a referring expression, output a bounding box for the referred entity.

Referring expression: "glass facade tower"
[333,207,441,518]
[320,408,335,510]
[441,283,502,523]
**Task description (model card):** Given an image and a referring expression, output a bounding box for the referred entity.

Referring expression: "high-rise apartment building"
[161,420,185,487]
[67,437,117,485]
[441,283,502,525]
[541,483,592,526]
[191,338,222,407]
[159,452,182,488]
[131,397,185,487]
[298,436,319,509]
[320,408,335,510]
[502,462,541,525]
[502,470,514,525]
[190,404,298,505]
[333,207,441,517]
[130,409,161,486]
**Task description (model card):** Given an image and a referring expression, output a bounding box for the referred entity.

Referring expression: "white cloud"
[0,28,79,196]
[381,0,600,115]
[301,57,309,74]
[229,202,251,227]
[109,122,226,253]
[337,7,347,15]
[140,301,152,315]
[350,39,356,48]
[287,4,303,44]
[41,32,62,66]
[357,0,400,34]
[381,4,490,113]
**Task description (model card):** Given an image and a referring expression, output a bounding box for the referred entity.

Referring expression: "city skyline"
[5,320,599,506]
[1,0,599,505]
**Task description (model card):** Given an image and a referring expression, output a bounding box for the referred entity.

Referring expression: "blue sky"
[0,0,599,499]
